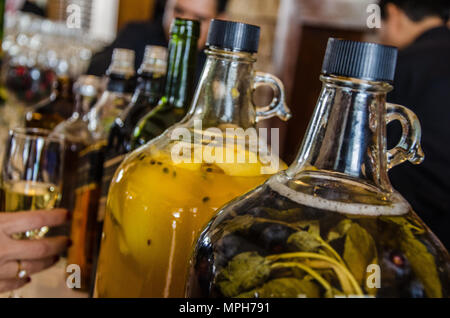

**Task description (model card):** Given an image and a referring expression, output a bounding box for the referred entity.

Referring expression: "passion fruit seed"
[392,254,405,267]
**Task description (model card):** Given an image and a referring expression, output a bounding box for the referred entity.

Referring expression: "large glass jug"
[186,39,450,298]
[94,20,291,298]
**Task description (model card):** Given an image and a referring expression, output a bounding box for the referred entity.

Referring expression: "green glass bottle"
[130,18,199,150]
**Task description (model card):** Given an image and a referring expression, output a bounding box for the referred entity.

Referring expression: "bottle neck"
[54,76,74,101]
[163,32,198,109]
[291,75,394,191]
[131,72,165,106]
[106,73,135,95]
[73,94,96,118]
[183,47,257,129]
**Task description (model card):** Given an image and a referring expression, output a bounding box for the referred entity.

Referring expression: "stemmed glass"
[0,128,65,297]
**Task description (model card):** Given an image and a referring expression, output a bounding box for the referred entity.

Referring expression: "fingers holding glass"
[0,128,65,239]
[4,236,70,262]
[0,257,59,280]
[0,209,69,237]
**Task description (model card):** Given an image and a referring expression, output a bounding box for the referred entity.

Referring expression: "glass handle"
[253,72,292,122]
[386,103,425,170]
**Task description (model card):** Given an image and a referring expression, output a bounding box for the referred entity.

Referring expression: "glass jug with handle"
[186,38,450,298]
[94,19,291,298]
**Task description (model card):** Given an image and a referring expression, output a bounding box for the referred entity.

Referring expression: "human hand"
[0,209,70,293]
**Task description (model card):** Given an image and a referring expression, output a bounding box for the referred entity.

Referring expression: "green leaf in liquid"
[327,219,353,242]
[288,231,322,252]
[216,252,271,297]
[399,226,442,297]
[381,216,442,297]
[343,223,378,287]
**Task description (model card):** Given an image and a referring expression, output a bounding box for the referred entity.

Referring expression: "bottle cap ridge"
[206,19,260,53]
[322,38,398,83]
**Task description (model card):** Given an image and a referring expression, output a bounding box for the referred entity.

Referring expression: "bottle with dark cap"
[87,48,136,141]
[54,76,102,291]
[54,75,101,213]
[65,49,135,292]
[94,19,291,298]
[186,38,450,298]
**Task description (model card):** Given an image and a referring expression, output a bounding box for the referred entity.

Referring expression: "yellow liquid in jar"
[0,180,61,239]
[95,144,282,297]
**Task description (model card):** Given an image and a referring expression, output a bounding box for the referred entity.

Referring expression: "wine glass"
[0,128,65,297]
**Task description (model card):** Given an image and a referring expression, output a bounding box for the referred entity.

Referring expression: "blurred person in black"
[20,1,45,17]
[86,0,228,82]
[379,0,450,248]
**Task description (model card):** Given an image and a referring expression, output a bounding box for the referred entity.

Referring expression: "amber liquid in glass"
[95,143,278,297]
[67,142,105,290]
[0,180,61,239]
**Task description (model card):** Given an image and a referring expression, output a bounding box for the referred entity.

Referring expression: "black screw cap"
[206,19,260,53]
[322,38,398,83]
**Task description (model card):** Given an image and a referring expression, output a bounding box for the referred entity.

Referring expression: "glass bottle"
[87,48,136,141]
[186,38,450,298]
[64,50,135,292]
[99,45,167,218]
[54,75,101,212]
[130,18,199,150]
[94,19,291,298]
[24,74,74,130]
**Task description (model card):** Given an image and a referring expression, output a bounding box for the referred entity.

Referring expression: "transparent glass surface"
[87,91,132,141]
[53,75,100,211]
[186,76,450,298]
[0,128,64,239]
[94,48,291,298]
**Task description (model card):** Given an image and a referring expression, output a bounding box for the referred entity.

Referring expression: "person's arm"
[0,209,70,293]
